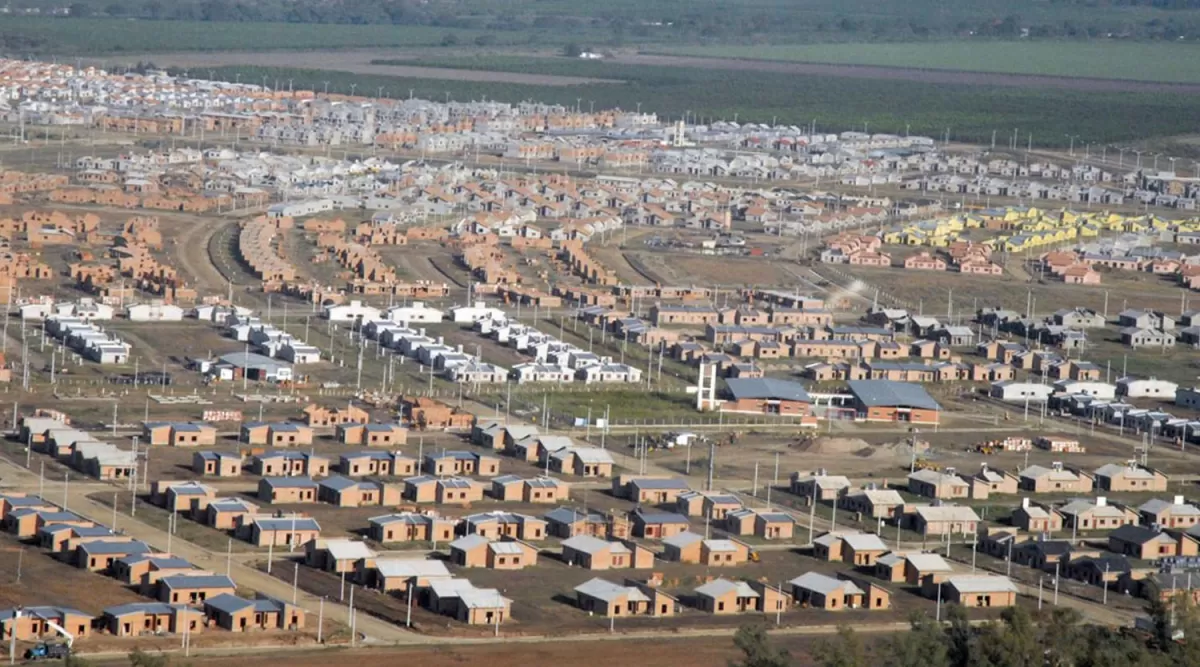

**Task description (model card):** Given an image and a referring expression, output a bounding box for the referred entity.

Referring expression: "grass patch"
[655,41,1200,84]
[0,18,512,55]
[254,56,1200,145]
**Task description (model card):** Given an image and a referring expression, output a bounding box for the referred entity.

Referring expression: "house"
[813,531,888,565]
[694,579,761,614]
[723,509,794,540]
[626,477,692,504]
[933,575,1018,608]
[1093,462,1168,492]
[112,555,196,592]
[549,447,615,477]
[192,452,242,477]
[1117,378,1179,400]
[205,498,258,531]
[838,488,905,519]
[907,469,970,500]
[560,535,654,570]
[203,593,304,632]
[722,378,812,416]
[1011,498,1064,533]
[250,452,329,477]
[789,573,870,611]
[573,578,676,617]
[368,513,457,543]
[1018,463,1093,493]
[909,505,980,536]
[544,507,628,540]
[426,579,511,625]
[1139,497,1200,529]
[361,558,451,594]
[257,477,318,504]
[631,510,690,539]
[423,451,501,477]
[0,607,93,642]
[156,481,217,513]
[337,423,408,447]
[449,535,539,569]
[846,379,941,424]
[76,540,153,572]
[789,470,852,502]
[101,603,203,637]
[241,516,321,547]
[1108,525,1179,561]
[317,476,391,507]
[304,538,377,573]
[143,422,217,447]
[1058,497,1138,531]
[302,403,369,427]
[157,574,237,604]
[462,511,547,541]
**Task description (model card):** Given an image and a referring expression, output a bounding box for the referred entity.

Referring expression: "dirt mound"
[797,436,872,456]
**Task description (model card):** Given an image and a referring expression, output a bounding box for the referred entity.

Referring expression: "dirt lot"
[264,545,940,639]
[172,634,830,667]
[0,531,145,614]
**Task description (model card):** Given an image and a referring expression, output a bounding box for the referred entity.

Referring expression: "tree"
[884,615,949,667]
[562,42,583,58]
[730,624,791,667]
[813,626,868,667]
[440,32,459,46]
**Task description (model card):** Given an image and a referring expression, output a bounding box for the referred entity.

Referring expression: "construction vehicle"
[23,620,73,661]
[25,643,70,661]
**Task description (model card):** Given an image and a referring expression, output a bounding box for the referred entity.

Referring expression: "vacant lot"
[653,42,1200,86]
[0,531,145,614]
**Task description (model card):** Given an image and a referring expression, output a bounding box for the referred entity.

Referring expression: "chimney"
[1176,495,1185,505]
[1096,496,1107,507]
[1021,497,1030,509]
[945,467,956,476]
[1052,461,1063,471]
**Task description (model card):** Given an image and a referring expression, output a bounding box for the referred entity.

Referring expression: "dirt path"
[97,50,621,86]
[618,53,1200,94]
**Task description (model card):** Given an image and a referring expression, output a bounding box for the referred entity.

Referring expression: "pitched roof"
[789,572,863,596]
[725,378,811,402]
[574,578,648,603]
[847,379,941,410]
[695,578,758,599]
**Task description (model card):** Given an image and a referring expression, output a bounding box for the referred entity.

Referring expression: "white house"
[267,199,333,219]
[278,342,322,364]
[386,302,444,324]
[125,302,185,322]
[576,363,643,384]
[448,362,508,384]
[510,363,575,384]
[1053,380,1117,400]
[1116,377,1178,400]
[324,300,383,323]
[449,302,506,324]
[87,342,132,364]
[989,381,1055,402]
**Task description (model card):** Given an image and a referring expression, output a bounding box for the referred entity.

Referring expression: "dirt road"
[94,50,620,86]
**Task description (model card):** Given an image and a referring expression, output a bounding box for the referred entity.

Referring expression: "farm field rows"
[655,41,1200,84]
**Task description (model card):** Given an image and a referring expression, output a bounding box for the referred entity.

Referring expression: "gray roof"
[562,535,625,555]
[575,578,649,604]
[160,574,236,590]
[695,578,758,599]
[262,477,318,489]
[203,593,254,615]
[789,572,864,596]
[104,602,183,617]
[632,509,689,525]
[218,352,292,372]
[79,540,152,556]
[544,507,604,525]
[847,380,941,410]
[630,478,691,491]
[255,517,320,531]
[726,378,811,402]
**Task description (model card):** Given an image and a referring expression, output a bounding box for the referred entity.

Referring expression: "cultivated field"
[653,42,1200,86]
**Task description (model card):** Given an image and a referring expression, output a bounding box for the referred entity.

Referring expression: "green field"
[0,18,516,55]
[342,55,1200,145]
[657,41,1200,84]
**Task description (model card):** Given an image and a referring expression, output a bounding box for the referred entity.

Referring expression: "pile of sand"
[798,436,873,456]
